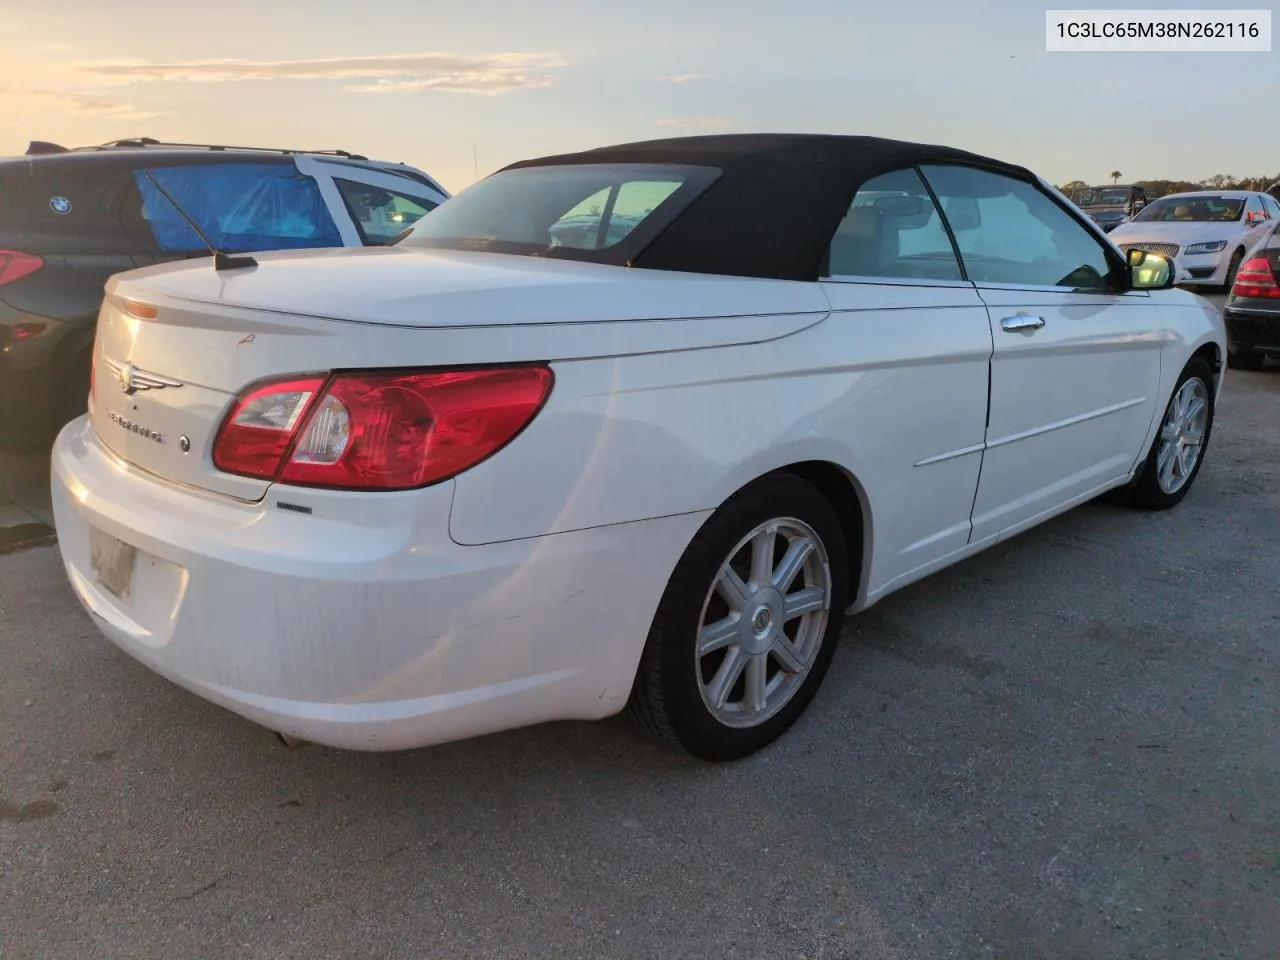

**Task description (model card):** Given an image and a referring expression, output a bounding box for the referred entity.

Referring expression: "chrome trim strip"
[914,442,986,467]
[986,397,1148,450]
[915,397,1148,466]
[821,275,976,289]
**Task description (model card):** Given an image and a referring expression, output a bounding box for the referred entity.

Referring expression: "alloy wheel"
[695,517,833,728]
[1156,377,1209,494]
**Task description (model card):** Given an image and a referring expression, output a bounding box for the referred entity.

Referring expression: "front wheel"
[1220,248,1244,292]
[1120,357,1215,510]
[626,474,850,761]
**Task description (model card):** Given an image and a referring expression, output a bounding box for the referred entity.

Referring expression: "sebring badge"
[108,411,164,443]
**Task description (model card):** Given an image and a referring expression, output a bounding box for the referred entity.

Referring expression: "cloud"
[653,116,729,129]
[658,73,711,83]
[77,52,567,95]
[0,87,162,122]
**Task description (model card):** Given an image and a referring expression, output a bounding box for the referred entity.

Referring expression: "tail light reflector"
[0,250,43,287]
[212,366,553,490]
[211,377,328,479]
[1232,257,1280,299]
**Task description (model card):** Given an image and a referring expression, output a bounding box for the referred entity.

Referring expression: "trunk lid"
[91,252,827,500]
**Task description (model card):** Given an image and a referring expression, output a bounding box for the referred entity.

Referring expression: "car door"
[918,163,1164,545]
[818,167,994,594]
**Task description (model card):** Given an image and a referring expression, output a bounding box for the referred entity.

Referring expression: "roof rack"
[80,138,371,161]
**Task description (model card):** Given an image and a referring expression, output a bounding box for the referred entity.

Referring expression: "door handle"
[1000,314,1046,332]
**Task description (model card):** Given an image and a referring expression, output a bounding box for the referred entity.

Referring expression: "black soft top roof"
[502,133,1038,282]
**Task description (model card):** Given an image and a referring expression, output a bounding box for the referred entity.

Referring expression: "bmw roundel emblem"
[49,196,72,215]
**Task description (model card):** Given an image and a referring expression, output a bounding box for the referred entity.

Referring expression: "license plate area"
[90,527,137,602]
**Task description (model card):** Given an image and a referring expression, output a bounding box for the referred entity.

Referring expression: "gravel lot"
[2,366,1277,960]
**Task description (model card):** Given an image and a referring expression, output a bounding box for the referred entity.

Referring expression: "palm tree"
[1110,170,1122,184]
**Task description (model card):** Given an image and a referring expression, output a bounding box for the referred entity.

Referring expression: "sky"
[1,0,1276,194]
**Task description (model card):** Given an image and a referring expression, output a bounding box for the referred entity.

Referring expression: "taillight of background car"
[211,366,554,490]
[0,250,43,287]
[1231,257,1280,299]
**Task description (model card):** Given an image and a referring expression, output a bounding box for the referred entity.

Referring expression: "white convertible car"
[51,134,1226,761]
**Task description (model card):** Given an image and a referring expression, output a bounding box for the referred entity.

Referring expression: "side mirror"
[1127,249,1176,290]
[1246,211,1267,225]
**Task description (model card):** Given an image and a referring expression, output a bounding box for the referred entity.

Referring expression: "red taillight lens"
[212,377,327,479]
[0,250,43,287]
[212,366,553,490]
[1232,257,1280,299]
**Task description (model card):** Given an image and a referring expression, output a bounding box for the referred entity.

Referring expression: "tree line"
[1057,173,1280,198]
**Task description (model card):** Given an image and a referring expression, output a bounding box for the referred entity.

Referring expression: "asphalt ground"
[1,305,1277,959]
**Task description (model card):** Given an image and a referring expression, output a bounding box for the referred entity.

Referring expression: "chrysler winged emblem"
[103,357,184,396]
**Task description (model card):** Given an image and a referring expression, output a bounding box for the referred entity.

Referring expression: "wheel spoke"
[698,615,739,656]
[772,536,814,593]
[783,586,827,621]
[707,646,746,709]
[1160,423,1179,443]
[770,635,806,674]
[1182,426,1204,444]
[1179,444,1196,477]
[742,654,768,713]
[716,566,752,612]
[748,528,776,589]
[1185,396,1206,425]
[1158,443,1178,489]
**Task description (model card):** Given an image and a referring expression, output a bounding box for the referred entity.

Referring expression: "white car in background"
[1109,190,1280,291]
[51,134,1225,762]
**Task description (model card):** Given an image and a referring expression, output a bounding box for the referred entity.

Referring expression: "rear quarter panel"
[447,282,996,609]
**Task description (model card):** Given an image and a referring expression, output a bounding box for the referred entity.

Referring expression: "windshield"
[1072,186,1130,206]
[1132,195,1244,223]
[400,163,720,263]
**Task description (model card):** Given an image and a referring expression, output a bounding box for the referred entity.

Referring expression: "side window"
[920,164,1116,290]
[334,178,439,244]
[1263,195,1280,219]
[134,163,343,253]
[548,179,682,250]
[826,167,962,281]
[1245,195,1267,220]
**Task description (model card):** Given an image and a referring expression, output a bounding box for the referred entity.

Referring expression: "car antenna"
[141,171,258,272]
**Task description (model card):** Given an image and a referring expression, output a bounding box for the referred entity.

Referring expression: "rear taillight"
[1232,257,1280,299]
[0,250,43,287]
[212,366,553,490]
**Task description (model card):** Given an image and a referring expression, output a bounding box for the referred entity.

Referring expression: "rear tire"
[1119,357,1215,510]
[626,474,850,761]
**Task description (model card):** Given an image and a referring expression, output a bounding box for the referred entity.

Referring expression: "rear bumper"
[51,419,700,750]
[1224,305,1280,355]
